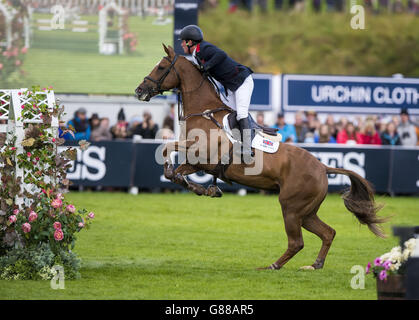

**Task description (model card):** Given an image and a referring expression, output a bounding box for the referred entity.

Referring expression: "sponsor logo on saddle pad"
[222,115,280,154]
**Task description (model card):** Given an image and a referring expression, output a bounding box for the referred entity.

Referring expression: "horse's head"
[135,44,180,101]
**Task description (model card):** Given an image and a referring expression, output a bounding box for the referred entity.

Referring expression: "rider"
[179,24,254,162]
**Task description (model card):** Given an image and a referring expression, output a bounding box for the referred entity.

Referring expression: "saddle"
[223,111,281,154]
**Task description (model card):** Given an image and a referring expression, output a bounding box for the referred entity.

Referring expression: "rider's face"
[181,40,194,54]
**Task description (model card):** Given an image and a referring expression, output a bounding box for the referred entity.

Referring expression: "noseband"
[144,55,181,94]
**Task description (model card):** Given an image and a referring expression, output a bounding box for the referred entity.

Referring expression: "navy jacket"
[195,41,253,91]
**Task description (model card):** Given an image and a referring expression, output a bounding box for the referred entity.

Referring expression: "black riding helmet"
[179,25,203,43]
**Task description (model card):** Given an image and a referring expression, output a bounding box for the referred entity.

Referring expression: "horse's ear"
[162,43,170,56]
[167,45,175,57]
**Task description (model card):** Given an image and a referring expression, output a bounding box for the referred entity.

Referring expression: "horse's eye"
[157,66,165,70]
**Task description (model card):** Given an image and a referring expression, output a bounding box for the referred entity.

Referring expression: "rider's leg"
[235,75,254,163]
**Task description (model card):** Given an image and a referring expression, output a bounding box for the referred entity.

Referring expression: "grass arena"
[1,193,417,299]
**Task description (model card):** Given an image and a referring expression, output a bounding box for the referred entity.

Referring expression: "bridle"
[143,55,181,95]
[141,54,231,123]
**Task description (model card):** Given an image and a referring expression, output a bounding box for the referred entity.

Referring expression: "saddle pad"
[222,114,281,154]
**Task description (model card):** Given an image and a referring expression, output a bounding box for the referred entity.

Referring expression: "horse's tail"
[325,166,388,238]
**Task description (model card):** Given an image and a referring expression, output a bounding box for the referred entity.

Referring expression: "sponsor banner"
[282,74,419,114]
[62,141,134,187]
[173,0,199,55]
[64,141,419,194]
[302,145,391,193]
[390,148,419,194]
[250,74,273,111]
[133,142,254,191]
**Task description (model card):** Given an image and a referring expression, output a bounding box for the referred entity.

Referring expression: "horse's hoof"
[164,161,174,179]
[207,185,223,198]
[299,265,315,271]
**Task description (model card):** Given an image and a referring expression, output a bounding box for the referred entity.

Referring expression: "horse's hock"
[0,88,59,208]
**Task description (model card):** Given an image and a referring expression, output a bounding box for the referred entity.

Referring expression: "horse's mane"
[178,56,234,112]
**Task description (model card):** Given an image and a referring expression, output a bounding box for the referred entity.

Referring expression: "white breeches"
[219,75,254,121]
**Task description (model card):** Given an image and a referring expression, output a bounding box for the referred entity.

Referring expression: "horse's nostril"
[135,87,141,95]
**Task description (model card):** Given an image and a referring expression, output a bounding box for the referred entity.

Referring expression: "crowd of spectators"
[218,0,419,14]
[63,105,175,142]
[63,104,419,147]
[262,108,418,146]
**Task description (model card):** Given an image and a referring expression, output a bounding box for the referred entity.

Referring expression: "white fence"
[28,0,174,15]
[0,89,59,208]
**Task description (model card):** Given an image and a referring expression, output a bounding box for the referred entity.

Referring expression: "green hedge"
[200,9,419,77]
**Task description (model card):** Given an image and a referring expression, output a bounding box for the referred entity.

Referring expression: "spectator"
[67,107,91,141]
[312,0,321,12]
[305,110,320,134]
[337,122,357,145]
[256,112,267,127]
[91,117,112,141]
[381,121,401,145]
[159,117,175,140]
[111,108,129,140]
[130,111,159,139]
[89,113,100,131]
[397,108,417,146]
[272,113,296,142]
[356,120,382,145]
[294,111,309,143]
[325,114,337,139]
[315,124,336,143]
[162,104,175,132]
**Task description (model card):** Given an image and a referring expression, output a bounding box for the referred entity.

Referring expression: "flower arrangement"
[122,31,138,53]
[366,238,417,282]
[0,87,94,280]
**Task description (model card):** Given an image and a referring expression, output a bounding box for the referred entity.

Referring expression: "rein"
[144,54,232,126]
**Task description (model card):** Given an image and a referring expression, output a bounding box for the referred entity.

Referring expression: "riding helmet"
[179,25,203,42]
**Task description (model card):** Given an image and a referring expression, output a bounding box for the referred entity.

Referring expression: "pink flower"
[379,270,387,281]
[66,204,76,213]
[22,223,31,233]
[27,152,31,157]
[53,221,61,230]
[78,222,84,228]
[51,198,62,208]
[88,212,95,219]
[366,262,371,274]
[21,47,28,54]
[0,63,3,70]
[8,215,17,224]
[15,60,21,66]
[13,209,19,215]
[383,260,392,270]
[52,138,56,142]
[28,211,38,222]
[54,229,64,241]
[374,257,381,267]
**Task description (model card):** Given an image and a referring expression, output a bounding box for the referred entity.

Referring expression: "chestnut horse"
[135,45,387,270]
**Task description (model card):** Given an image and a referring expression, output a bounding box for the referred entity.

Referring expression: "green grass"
[0,192,418,300]
[20,15,172,95]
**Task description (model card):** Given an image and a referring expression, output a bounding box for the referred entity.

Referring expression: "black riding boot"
[238,118,254,164]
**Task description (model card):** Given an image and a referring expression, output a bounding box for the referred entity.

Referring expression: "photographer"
[130,111,158,139]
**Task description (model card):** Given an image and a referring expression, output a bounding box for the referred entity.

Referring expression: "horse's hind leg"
[260,212,304,270]
[301,213,336,270]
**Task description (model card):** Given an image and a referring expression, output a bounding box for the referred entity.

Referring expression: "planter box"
[376,275,406,300]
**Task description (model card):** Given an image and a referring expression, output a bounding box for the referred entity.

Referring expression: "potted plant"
[366,238,417,300]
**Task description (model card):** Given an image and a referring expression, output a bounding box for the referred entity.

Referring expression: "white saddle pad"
[222,115,281,154]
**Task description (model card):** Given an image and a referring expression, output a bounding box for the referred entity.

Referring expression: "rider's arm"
[201,44,227,71]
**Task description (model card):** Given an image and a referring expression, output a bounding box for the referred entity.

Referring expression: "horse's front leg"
[164,162,222,198]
